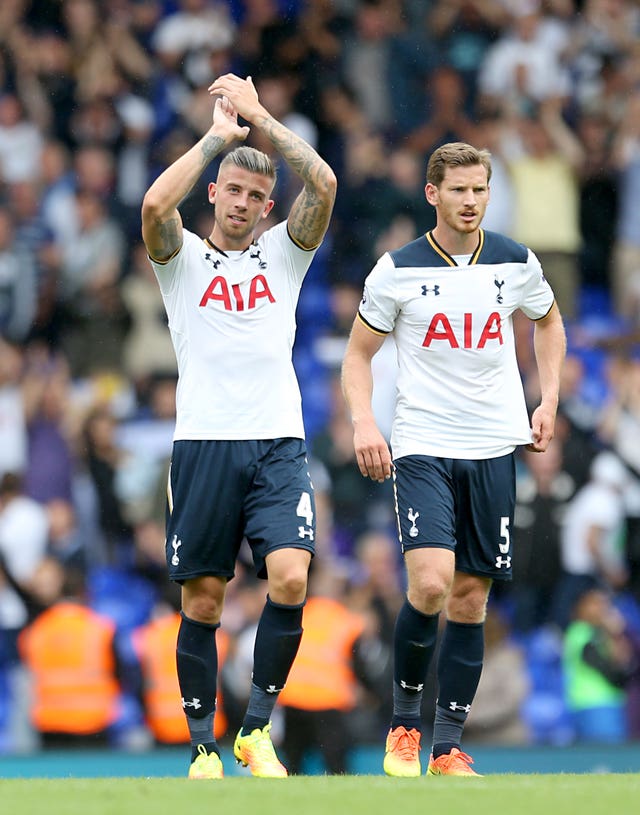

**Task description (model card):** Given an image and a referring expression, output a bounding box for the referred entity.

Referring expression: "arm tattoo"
[155,215,182,259]
[201,134,226,164]
[257,114,335,247]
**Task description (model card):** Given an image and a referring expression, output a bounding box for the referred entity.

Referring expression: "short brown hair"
[426,142,492,187]
[219,146,277,185]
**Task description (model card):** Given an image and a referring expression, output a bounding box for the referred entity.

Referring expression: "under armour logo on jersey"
[449,701,472,713]
[494,276,505,304]
[204,252,221,269]
[408,508,420,538]
[250,248,267,269]
[182,697,202,710]
[421,284,440,296]
[298,526,314,541]
[170,534,182,566]
[400,680,424,692]
[495,555,512,569]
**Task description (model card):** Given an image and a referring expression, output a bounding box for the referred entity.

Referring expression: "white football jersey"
[150,221,317,440]
[359,229,555,459]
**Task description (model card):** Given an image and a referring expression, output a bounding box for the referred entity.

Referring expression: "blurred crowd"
[2,0,640,767]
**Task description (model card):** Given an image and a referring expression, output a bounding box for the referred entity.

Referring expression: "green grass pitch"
[0,775,638,815]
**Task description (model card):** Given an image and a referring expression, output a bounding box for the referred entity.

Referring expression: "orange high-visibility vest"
[278,596,366,712]
[132,612,229,743]
[18,602,119,734]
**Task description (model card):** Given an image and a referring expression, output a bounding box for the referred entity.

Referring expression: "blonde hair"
[426,142,492,186]
[219,146,277,184]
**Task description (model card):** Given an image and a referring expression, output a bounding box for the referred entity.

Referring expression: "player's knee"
[268,565,308,605]
[407,571,451,611]
[182,591,224,624]
[446,581,491,623]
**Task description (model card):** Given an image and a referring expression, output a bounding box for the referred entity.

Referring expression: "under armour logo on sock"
[400,680,424,692]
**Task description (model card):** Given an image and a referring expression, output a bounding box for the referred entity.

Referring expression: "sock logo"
[266,684,284,694]
[449,701,471,713]
[182,697,202,710]
[400,680,424,692]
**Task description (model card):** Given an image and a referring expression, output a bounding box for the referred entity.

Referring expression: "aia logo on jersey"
[422,312,503,349]
[199,274,276,311]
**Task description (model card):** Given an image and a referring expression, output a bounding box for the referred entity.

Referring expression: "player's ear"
[425,182,438,206]
[261,199,275,219]
[208,182,217,204]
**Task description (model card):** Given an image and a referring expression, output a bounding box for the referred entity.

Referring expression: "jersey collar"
[426,229,485,266]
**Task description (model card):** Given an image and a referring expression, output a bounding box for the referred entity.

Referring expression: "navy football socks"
[242,595,304,733]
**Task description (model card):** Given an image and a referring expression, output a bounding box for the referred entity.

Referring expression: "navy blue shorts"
[393,453,515,580]
[165,438,316,582]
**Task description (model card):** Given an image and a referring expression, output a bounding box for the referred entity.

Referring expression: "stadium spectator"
[508,440,575,633]
[0,206,37,344]
[555,450,630,629]
[574,108,619,306]
[120,240,178,388]
[17,565,123,747]
[405,64,477,158]
[463,604,532,745]
[426,0,507,116]
[611,89,640,318]
[57,190,129,378]
[0,340,28,481]
[79,404,134,567]
[476,0,572,117]
[562,585,639,743]
[21,348,76,506]
[0,92,43,184]
[278,560,369,775]
[132,598,230,747]
[500,100,584,320]
[311,372,395,558]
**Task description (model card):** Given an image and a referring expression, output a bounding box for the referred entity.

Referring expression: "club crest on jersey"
[421,284,440,296]
[494,275,505,304]
[250,247,267,269]
[199,273,276,311]
[422,312,503,349]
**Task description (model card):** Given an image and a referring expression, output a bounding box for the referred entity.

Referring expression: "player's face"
[208,166,275,248]
[426,164,489,237]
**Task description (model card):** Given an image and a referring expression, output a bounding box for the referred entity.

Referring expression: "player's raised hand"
[208,74,263,124]
[353,418,393,483]
[211,93,250,143]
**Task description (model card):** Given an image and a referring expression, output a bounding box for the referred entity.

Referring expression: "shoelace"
[390,728,420,760]
[438,750,474,770]
[246,728,279,761]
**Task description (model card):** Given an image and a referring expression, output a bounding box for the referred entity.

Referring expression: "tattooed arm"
[208,74,337,249]
[141,96,250,261]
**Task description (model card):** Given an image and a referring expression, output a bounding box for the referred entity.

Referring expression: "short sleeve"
[358,253,399,334]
